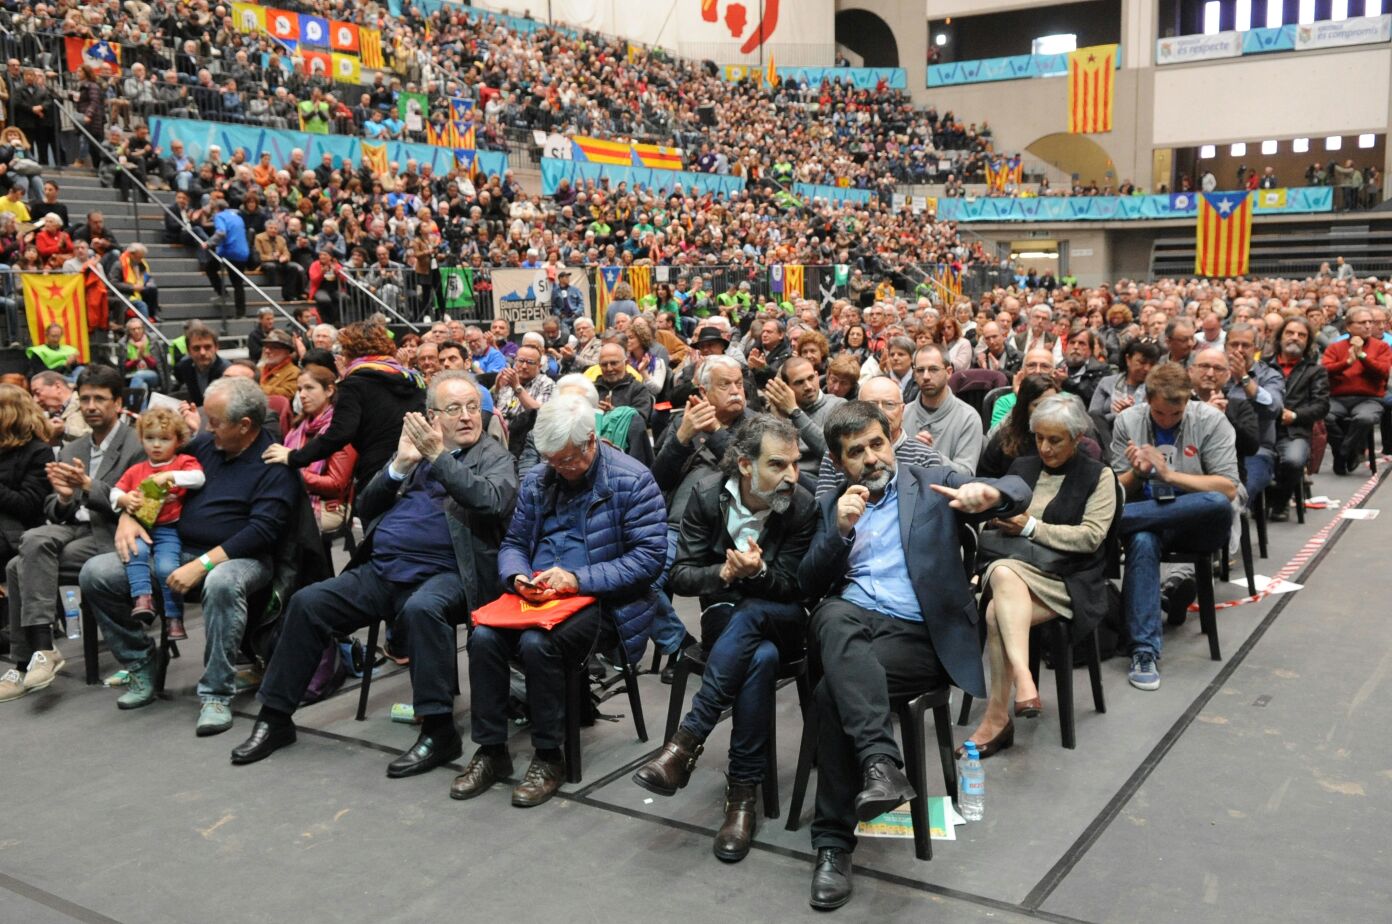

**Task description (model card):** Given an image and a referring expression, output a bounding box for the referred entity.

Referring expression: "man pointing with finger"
[797,400,1031,911]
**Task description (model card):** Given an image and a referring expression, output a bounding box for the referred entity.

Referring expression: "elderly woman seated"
[963,394,1119,757]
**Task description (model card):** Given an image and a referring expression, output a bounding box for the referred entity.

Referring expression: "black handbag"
[976,529,1079,574]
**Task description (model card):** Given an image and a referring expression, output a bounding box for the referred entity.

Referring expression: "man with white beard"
[631,415,818,864]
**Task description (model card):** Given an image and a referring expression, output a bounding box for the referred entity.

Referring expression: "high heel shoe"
[954,720,1015,759]
[1014,696,1042,718]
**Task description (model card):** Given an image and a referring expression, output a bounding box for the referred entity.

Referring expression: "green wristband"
[199,554,215,572]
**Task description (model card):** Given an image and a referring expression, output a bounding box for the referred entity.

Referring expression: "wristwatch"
[1240,374,1252,387]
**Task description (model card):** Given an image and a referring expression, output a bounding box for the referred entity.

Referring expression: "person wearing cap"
[257,330,300,400]
[549,268,585,329]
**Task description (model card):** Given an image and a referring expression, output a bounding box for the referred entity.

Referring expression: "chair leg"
[81,600,99,685]
[621,655,648,743]
[956,692,973,727]
[1087,630,1106,714]
[1218,545,1231,584]
[564,666,584,784]
[355,620,380,721]
[897,701,932,862]
[155,619,172,694]
[648,645,664,674]
[785,702,817,831]
[1239,515,1257,597]
[662,658,693,743]
[1254,497,1269,559]
[932,703,957,802]
[1295,476,1306,524]
[1196,555,1221,661]
[763,705,780,819]
[1052,623,1075,750]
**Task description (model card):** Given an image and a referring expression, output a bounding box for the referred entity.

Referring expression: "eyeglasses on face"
[429,402,481,418]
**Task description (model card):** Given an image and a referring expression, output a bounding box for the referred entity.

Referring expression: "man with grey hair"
[455,394,666,806]
[517,373,650,470]
[80,377,299,734]
[232,371,518,776]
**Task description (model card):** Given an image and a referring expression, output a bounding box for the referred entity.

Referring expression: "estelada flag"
[595,265,622,317]
[632,143,682,170]
[64,38,121,77]
[572,136,633,166]
[330,20,359,53]
[359,28,384,69]
[23,274,89,363]
[782,264,804,298]
[1195,191,1253,277]
[455,123,477,151]
[1067,44,1116,133]
[360,141,388,176]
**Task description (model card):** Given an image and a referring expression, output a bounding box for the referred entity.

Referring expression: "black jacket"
[670,472,818,612]
[594,374,654,423]
[653,408,754,526]
[1062,358,1112,409]
[1277,355,1331,442]
[174,355,229,406]
[0,436,53,557]
[287,365,426,492]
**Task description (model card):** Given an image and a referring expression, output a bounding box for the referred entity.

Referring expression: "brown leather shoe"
[166,618,187,641]
[631,727,704,797]
[511,755,566,807]
[450,749,513,801]
[713,780,758,863]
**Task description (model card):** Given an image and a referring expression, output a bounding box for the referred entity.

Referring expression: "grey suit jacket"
[44,420,147,542]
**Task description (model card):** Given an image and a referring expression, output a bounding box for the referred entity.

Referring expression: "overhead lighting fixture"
[1261,140,1277,155]
[1199,145,1216,159]
[1230,142,1247,156]
[1358,133,1375,148]
[1326,136,1342,151]
[1292,137,1310,153]
[935,34,947,46]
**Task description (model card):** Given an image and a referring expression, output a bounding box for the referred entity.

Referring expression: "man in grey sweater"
[901,344,984,476]
[763,356,845,492]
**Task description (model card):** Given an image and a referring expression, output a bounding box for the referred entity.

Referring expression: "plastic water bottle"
[62,587,81,640]
[958,741,985,821]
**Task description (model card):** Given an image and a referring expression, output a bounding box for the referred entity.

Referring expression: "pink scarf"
[286,404,336,517]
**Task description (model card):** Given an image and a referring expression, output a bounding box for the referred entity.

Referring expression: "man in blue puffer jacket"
[455,394,667,808]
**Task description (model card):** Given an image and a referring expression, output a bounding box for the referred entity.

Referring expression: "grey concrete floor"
[2,462,1388,924]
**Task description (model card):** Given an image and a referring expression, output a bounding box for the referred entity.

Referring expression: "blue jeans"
[1243,450,1275,499]
[81,551,272,704]
[124,526,184,619]
[649,526,688,654]
[1119,492,1233,659]
[680,598,805,783]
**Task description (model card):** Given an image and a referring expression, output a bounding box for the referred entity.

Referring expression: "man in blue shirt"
[80,377,299,736]
[229,372,518,776]
[797,401,1030,911]
[201,198,249,318]
[463,325,508,374]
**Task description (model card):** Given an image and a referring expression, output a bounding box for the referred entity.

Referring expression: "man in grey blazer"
[3,366,143,699]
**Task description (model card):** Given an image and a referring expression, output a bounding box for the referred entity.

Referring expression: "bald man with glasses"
[230,372,518,777]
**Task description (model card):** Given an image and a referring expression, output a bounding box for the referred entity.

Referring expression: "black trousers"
[257,566,465,718]
[808,597,946,853]
[466,603,616,751]
[205,258,247,317]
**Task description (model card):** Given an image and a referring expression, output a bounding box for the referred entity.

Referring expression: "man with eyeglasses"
[229,372,518,775]
[900,344,983,476]
[1322,307,1391,475]
[814,375,941,500]
[494,345,555,452]
[1224,323,1284,498]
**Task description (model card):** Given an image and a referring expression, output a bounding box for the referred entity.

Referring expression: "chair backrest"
[981,385,1013,430]
[958,521,977,579]
[949,369,1008,425]
[266,395,292,438]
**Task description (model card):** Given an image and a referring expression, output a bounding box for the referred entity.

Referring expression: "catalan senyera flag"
[766,52,777,88]
[360,141,388,176]
[572,136,634,166]
[1195,191,1253,277]
[632,143,682,170]
[627,266,652,304]
[23,274,89,363]
[359,27,384,69]
[1067,44,1116,134]
[782,264,804,298]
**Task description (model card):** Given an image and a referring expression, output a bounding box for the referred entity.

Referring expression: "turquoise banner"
[147,117,507,180]
[771,67,907,90]
[412,0,577,37]
[933,188,1332,222]
[793,183,874,206]
[928,48,1122,87]
[540,157,745,197]
[1242,25,1297,53]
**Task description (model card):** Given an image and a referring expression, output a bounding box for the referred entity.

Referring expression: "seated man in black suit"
[631,415,817,862]
[798,401,1030,910]
[229,372,518,776]
[173,324,228,406]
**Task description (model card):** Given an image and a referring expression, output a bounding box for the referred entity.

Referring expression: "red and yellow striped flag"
[359,28,384,69]
[1067,44,1116,134]
[626,265,652,304]
[782,264,803,298]
[361,141,388,176]
[572,136,634,166]
[23,274,89,362]
[1195,192,1253,277]
[631,143,682,170]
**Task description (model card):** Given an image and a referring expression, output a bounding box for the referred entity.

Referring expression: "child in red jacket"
[110,409,205,640]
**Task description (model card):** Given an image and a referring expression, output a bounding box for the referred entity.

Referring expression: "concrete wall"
[837,0,929,103]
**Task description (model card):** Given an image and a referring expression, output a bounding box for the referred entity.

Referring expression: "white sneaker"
[0,668,26,702]
[21,649,65,691]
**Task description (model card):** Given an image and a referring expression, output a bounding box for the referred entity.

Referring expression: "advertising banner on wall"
[1155,31,1244,65]
[1294,14,1392,50]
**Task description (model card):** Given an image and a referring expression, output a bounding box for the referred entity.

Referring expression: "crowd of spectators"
[2,241,1388,908]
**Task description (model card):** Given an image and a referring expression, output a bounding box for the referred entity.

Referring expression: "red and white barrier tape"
[1190,463,1386,612]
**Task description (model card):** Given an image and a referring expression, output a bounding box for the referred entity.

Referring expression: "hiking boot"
[117,660,157,709]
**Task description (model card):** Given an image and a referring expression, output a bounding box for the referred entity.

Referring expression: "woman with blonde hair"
[0,383,55,583]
